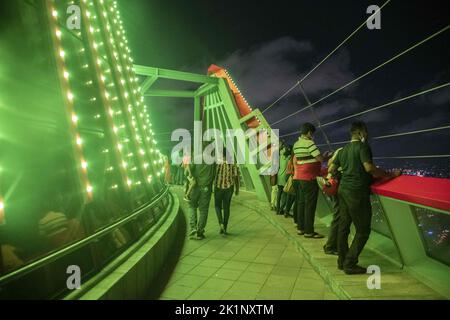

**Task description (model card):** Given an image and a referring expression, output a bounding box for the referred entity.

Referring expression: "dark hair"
[350,121,368,135]
[300,122,316,135]
[284,145,292,156]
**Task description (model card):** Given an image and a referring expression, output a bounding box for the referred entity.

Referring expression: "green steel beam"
[144,89,196,98]
[379,196,425,265]
[194,95,201,122]
[140,76,158,94]
[195,83,218,97]
[133,65,218,85]
[239,110,258,124]
[239,109,270,130]
[216,78,270,201]
[377,195,450,298]
[214,91,227,138]
[210,92,219,148]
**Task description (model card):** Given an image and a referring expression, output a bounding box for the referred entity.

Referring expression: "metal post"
[194,95,201,122]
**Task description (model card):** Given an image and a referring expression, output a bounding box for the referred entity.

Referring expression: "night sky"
[119,0,449,173]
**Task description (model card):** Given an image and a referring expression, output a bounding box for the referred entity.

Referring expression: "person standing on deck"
[163,154,171,185]
[330,121,401,274]
[269,140,286,211]
[293,123,325,239]
[214,148,240,235]
[322,147,343,255]
[282,147,296,218]
[188,149,216,240]
[276,145,291,215]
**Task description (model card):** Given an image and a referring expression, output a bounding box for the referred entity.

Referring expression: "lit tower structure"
[46,0,165,204]
[207,64,262,129]
[0,0,172,299]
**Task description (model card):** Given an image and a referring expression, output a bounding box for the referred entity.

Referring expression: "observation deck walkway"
[158,187,445,300]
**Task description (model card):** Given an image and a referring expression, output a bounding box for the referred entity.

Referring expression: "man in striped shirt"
[293,123,325,238]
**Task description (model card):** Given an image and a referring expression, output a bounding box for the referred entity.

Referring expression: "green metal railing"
[0,186,170,287]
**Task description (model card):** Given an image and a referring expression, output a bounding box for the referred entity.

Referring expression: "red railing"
[371,175,450,212]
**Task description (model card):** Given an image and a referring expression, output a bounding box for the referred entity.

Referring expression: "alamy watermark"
[66,265,81,290]
[66,5,81,30]
[367,265,381,289]
[170,121,280,175]
[367,5,382,30]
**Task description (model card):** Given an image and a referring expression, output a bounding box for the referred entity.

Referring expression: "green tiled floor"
[159,187,336,300]
[158,188,446,300]
[233,191,447,300]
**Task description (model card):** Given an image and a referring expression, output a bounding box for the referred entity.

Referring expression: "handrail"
[0,186,170,285]
[371,175,450,213]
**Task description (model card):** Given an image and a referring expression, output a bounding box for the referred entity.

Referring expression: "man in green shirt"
[331,121,401,274]
[188,153,216,240]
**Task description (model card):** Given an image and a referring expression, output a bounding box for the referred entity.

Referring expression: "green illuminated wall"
[0,0,166,277]
[48,0,165,200]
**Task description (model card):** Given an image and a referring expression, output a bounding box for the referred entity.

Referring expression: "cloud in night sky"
[152,36,448,163]
[216,36,357,108]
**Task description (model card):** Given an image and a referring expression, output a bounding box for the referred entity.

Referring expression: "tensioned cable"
[271,24,450,126]
[298,83,333,150]
[261,81,300,114]
[373,155,450,159]
[321,83,449,128]
[280,82,450,138]
[315,125,450,147]
[261,0,391,114]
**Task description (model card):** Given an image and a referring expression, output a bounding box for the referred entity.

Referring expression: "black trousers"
[293,197,298,223]
[277,175,294,214]
[283,194,295,215]
[293,179,319,234]
[276,185,284,212]
[325,195,340,250]
[337,188,372,269]
[214,186,234,230]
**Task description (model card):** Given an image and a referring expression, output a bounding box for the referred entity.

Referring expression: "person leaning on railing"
[276,144,291,215]
[320,147,343,256]
[329,121,401,275]
[293,123,329,239]
[280,146,296,218]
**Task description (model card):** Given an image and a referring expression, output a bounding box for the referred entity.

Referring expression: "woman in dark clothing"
[214,149,240,235]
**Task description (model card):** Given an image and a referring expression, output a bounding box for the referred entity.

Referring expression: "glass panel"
[0,1,86,274]
[370,195,393,238]
[413,206,450,267]
[319,193,393,238]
